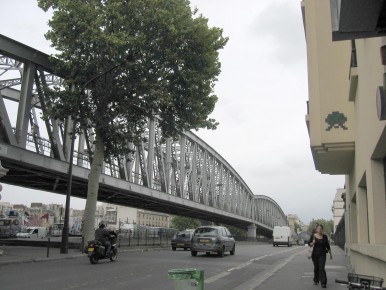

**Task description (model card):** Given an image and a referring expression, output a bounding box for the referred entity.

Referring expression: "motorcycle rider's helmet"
[99,221,106,228]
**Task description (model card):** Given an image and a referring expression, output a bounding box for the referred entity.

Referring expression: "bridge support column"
[247,224,256,240]
[0,161,9,178]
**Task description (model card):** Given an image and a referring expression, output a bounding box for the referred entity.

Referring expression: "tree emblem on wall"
[325,111,348,131]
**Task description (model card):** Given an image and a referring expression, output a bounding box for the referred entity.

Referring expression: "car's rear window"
[194,228,218,237]
[177,232,190,238]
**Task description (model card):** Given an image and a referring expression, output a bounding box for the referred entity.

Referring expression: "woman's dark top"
[308,234,330,256]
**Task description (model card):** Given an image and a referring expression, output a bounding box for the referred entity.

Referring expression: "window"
[194,227,218,237]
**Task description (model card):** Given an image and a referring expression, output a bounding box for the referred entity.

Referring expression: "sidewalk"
[0,245,83,265]
[0,244,166,265]
[0,244,350,290]
[256,245,348,290]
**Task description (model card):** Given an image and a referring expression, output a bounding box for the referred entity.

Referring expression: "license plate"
[88,248,94,252]
[177,243,184,246]
[199,239,210,243]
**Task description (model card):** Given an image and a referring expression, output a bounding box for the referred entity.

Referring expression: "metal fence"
[116,229,272,248]
[117,228,177,247]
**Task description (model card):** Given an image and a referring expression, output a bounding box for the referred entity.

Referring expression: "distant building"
[287,214,304,234]
[0,201,12,217]
[137,209,170,228]
[95,203,136,230]
[96,203,171,230]
[332,189,345,233]
[12,204,27,211]
[1,199,171,233]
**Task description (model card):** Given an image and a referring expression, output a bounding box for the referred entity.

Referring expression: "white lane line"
[205,271,232,284]
[237,250,302,290]
[205,247,301,284]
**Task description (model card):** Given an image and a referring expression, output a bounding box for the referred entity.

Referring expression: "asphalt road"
[0,244,307,290]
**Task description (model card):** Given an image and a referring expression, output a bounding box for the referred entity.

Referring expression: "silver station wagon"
[190,226,235,257]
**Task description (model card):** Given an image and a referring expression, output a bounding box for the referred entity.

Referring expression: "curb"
[0,246,167,266]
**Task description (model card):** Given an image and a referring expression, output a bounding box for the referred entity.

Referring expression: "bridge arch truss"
[0,34,287,234]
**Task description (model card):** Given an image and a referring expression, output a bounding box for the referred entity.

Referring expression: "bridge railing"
[0,34,287,230]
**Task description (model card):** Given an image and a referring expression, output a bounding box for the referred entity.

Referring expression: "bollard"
[168,268,204,290]
[47,237,50,257]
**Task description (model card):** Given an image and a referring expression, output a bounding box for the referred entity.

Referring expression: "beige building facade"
[332,188,345,233]
[137,209,170,228]
[97,203,171,230]
[302,0,386,279]
[287,214,304,234]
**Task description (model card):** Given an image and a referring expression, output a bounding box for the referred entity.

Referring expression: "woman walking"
[308,224,332,288]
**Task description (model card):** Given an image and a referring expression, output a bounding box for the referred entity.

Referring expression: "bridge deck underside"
[1,155,273,236]
[0,34,286,237]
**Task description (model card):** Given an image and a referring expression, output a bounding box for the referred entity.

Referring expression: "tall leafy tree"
[294,222,302,234]
[308,219,334,237]
[170,216,201,231]
[38,0,228,242]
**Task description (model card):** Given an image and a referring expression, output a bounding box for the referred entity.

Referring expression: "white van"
[272,226,292,247]
[16,227,47,239]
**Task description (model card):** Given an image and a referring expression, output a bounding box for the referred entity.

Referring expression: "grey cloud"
[252,0,306,66]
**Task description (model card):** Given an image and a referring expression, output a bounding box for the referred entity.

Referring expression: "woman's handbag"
[306,246,313,259]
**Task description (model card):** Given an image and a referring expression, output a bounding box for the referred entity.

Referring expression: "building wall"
[287,214,304,234]
[332,188,345,233]
[137,209,170,228]
[302,0,386,280]
[96,203,171,230]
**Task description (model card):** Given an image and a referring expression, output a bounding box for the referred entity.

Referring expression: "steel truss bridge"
[0,34,286,237]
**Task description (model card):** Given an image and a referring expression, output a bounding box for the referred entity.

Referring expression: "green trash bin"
[168,268,204,290]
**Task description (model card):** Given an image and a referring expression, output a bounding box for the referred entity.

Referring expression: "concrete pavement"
[0,245,83,264]
[255,245,349,290]
[0,242,167,265]
[0,242,349,290]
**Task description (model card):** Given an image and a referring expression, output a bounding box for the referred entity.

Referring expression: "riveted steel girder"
[0,34,287,234]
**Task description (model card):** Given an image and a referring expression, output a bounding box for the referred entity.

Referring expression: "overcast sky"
[0,0,344,224]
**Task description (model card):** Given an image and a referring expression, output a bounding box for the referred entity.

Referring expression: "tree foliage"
[38,0,228,153]
[294,222,302,234]
[170,216,201,231]
[170,216,247,238]
[37,0,228,241]
[307,219,334,237]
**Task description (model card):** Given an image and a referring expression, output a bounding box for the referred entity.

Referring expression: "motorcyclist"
[95,221,112,256]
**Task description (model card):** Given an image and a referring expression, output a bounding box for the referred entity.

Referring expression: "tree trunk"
[82,133,105,243]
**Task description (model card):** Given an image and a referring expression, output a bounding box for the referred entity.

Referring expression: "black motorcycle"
[86,233,118,264]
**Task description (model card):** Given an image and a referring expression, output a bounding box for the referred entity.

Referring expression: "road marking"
[236,250,302,290]
[205,247,300,284]
[205,271,232,284]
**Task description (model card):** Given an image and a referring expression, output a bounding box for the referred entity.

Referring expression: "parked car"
[190,226,235,257]
[171,230,193,251]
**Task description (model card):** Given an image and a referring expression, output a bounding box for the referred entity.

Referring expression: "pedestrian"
[308,224,332,288]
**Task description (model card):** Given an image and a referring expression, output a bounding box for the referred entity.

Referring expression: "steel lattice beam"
[0,34,288,233]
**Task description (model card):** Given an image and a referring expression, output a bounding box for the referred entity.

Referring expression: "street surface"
[0,244,336,290]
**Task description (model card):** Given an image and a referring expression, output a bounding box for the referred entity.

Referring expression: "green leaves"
[308,219,334,236]
[38,0,228,156]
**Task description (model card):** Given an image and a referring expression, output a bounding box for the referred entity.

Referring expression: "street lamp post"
[60,60,128,254]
